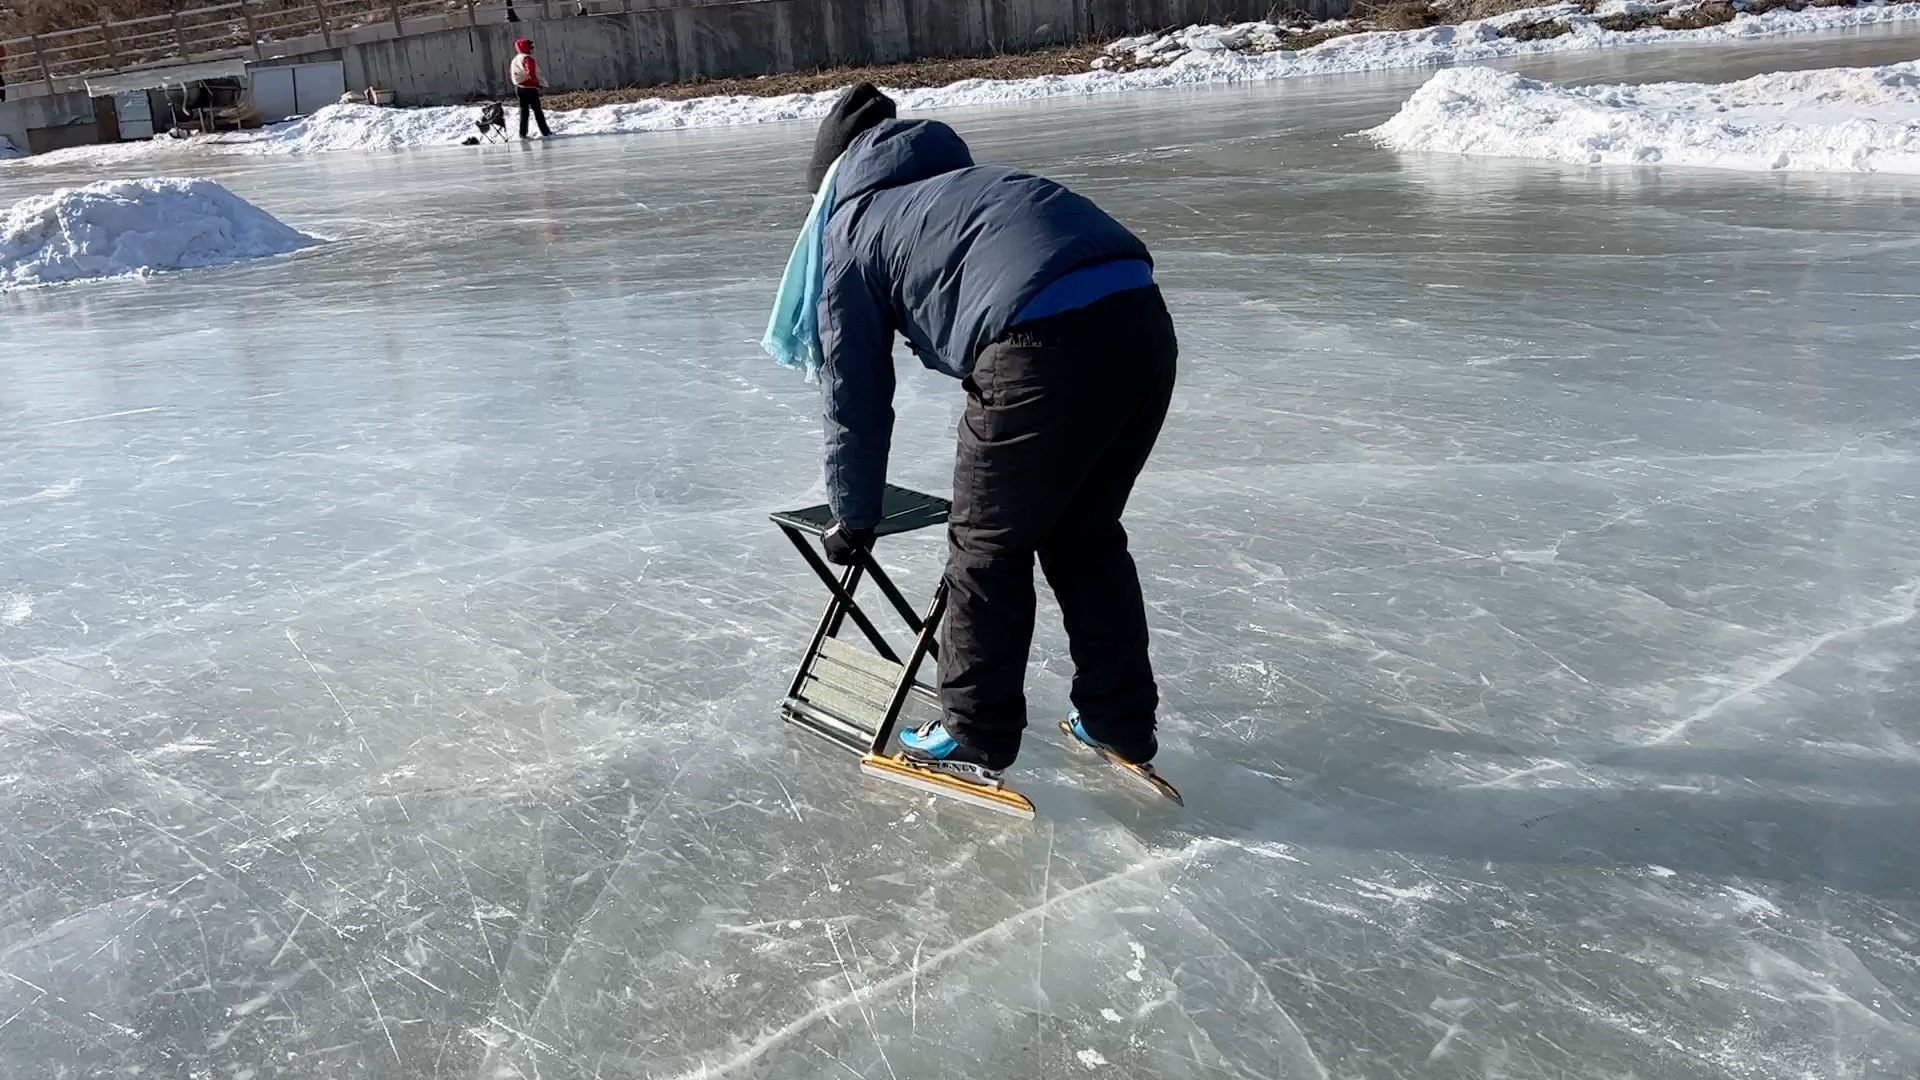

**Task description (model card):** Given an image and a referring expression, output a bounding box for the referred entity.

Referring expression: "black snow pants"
[939,285,1178,771]
[517,87,552,138]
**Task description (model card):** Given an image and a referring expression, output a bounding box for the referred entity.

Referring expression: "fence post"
[100,17,123,70]
[30,34,55,94]
[312,0,332,46]
[240,0,261,56]
[168,0,186,57]
[464,0,477,28]
[389,0,404,34]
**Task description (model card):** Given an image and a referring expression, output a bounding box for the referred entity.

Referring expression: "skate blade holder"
[772,485,1035,820]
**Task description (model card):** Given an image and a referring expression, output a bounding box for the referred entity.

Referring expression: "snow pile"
[1592,0,1688,15]
[11,0,1920,164]
[1370,61,1920,173]
[1093,19,1342,69]
[235,96,836,153]
[228,1,1920,156]
[1088,1,1914,71]
[0,177,319,291]
[236,102,496,153]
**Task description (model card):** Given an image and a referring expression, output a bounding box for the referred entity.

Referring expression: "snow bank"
[11,0,1920,164]
[1089,2,1918,72]
[1370,61,1920,173]
[0,177,320,291]
[222,1,1920,157]
[235,95,834,154]
[244,1,1920,154]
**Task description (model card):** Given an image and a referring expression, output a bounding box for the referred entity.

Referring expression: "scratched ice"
[5,29,1920,1080]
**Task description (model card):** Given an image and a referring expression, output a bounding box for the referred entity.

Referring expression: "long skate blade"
[1059,720,1184,805]
[859,754,1036,820]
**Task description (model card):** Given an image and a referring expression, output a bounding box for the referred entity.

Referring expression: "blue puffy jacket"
[816,118,1152,529]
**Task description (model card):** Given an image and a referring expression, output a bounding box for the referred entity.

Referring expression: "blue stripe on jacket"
[1012,259,1155,326]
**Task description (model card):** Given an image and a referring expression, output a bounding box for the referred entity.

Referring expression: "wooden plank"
[102,12,176,28]
[31,35,55,94]
[92,92,120,142]
[817,637,905,684]
[240,0,260,54]
[99,20,123,69]
[809,654,896,707]
[801,678,890,730]
[811,662,896,709]
[814,638,901,689]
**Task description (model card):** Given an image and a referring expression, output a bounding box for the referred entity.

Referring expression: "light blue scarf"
[760,154,845,382]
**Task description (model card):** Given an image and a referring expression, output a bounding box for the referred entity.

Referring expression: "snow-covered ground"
[1371,60,1920,172]
[12,0,1920,165]
[0,177,320,290]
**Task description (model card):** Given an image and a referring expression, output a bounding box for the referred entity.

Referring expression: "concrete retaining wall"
[0,89,100,156]
[273,0,1349,106]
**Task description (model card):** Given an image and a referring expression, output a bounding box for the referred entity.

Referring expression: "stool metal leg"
[862,552,940,664]
[868,580,948,756]
[779,525,902,664]
[785,557,856,704]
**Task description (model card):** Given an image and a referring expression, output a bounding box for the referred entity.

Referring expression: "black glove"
[821,521,875,566]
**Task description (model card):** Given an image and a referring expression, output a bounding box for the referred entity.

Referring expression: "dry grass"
[1660,1,1738,27]
[1435,0,1559,18]
[1596,0,1735,30]
[1498,17,1575,36]
[541,45,1108,109]
[1273,26,1348,47]
[1351,0,1442,29]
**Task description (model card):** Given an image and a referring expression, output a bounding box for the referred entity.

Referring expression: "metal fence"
[0,0,494,94]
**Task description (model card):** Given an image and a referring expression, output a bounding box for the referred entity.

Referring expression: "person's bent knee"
[1039,520,1128,560]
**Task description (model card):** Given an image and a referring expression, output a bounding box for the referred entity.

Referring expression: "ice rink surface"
[5,29,1920,1080]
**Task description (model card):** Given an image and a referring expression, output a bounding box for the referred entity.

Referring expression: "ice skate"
[1061,709,1182,804]
[860,719,1035,818]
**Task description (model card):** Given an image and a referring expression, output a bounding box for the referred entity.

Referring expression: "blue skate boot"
[898,719,1003,787]
[1061,709,1181,804]
[862,718,1034,818]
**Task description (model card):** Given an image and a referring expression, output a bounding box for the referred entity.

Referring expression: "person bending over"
[765,84,1179,789]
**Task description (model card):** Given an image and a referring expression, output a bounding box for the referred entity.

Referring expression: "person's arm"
[817,242,895,533]
[528,56,542,88]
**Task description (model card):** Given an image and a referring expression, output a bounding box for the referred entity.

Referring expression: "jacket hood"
[833,120,974,207]
[514,38,533,54]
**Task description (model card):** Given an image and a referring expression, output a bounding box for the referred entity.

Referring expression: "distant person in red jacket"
[509,38,552,139]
